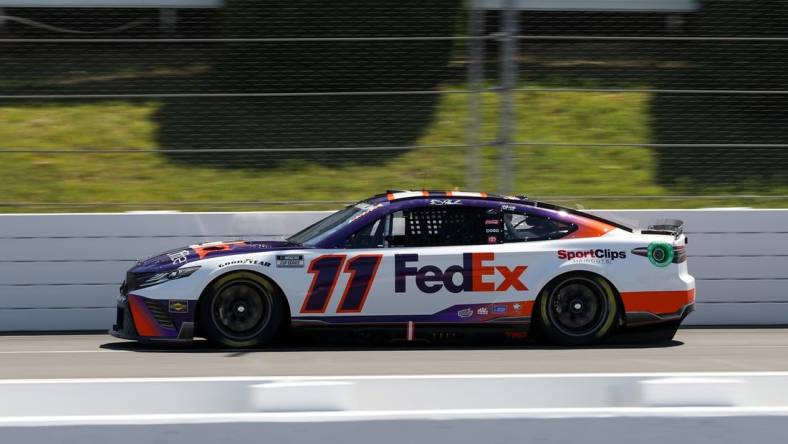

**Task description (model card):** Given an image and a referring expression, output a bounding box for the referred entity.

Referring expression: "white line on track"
[0,350,125,354]
[3,371,788,384]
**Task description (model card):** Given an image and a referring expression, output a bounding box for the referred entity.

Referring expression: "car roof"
[363,190,633,232]
[370,190,528,204]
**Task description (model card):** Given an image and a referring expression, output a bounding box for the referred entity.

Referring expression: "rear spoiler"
[641,219,684,238]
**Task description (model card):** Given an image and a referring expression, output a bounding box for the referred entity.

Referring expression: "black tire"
[198,271,284,348]
[537,273,618,346]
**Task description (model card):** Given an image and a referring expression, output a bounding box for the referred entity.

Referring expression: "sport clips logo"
[557,249,626,264]
[395,253,527,294]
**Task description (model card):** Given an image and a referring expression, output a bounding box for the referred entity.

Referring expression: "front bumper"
[110,294,196,344]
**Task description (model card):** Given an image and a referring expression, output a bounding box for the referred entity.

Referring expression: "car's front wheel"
[199,272,284,348]
[537,273,618,346]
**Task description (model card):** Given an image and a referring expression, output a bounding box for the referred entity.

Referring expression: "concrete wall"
[3,373,788,444]
[0,209,786,331]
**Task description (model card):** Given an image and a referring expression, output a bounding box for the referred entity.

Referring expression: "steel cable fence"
[0,1,786,211]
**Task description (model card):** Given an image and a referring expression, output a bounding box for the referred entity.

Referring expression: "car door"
[307,202,534,324]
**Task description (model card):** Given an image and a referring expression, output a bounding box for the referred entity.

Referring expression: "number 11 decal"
[300,254,382,314]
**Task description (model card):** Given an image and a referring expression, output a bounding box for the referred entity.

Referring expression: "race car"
[111,190,695,347]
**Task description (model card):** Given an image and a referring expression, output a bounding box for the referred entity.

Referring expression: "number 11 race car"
[111,190,695,347]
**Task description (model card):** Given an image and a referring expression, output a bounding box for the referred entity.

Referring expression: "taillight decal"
[632,242,687,266]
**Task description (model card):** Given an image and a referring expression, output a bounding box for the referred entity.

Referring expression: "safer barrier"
[0,209,786,331]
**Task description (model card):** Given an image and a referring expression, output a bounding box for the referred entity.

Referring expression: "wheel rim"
[211,280,272,341]
[547,278,608,337]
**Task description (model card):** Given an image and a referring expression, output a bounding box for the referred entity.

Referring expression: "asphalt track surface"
[0,328,786,379]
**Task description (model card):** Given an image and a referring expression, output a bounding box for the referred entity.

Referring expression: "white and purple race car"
[111,191,695,347]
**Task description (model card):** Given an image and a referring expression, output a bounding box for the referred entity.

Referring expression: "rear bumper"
[621,288,696,327]
[625,302,695,327]
[110,295,196,344]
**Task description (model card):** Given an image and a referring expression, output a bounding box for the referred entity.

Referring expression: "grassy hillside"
[1,88,785,213]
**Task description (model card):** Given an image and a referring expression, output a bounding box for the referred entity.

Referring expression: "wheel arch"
[196,269,292,335]
[529,270,624,337]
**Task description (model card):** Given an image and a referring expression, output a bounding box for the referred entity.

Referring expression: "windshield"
[287,203,373,247]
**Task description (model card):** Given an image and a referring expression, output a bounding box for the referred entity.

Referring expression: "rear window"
[503,212,576,242]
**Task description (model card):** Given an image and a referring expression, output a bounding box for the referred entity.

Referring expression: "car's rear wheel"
[537,274,618,346]
[199,272,284,348]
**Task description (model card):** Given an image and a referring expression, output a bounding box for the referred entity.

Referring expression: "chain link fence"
[0,0,786,212]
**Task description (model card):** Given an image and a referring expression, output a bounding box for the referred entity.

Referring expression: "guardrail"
[2,373,788,443]
[0,209,786,331]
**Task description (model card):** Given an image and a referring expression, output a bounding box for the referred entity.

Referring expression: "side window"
[503,212,576,242]
[388,206,496,248]
[345,217,386,249]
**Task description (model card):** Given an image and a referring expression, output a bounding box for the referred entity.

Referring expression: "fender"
[539,260,623,299]
[200,266,293,315]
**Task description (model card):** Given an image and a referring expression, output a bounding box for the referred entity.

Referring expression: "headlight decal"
[139,266,201,288]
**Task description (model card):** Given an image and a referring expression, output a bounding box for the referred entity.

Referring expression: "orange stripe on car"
[128,295,160,337]
[620,289,695,315]
[519,300,534,316]
[564,217,615,239]
[192,241,246,259]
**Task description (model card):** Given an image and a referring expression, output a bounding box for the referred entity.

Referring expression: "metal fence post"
[467,7,485,191]
[499,1,519,195]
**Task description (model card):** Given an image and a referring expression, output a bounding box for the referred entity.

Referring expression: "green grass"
[1,89,786,213]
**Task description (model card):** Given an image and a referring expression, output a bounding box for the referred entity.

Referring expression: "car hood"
[130,240,305,274]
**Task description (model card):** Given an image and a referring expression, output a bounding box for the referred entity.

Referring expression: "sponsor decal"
[485,219,500,225]
[394,253,527,294]
[513,303,522,312]
[557,249,626,264]
[429,199,462,206]
[169,300,189,314]
[501,204,516,211]
[191,241,246,260]
[505,331,528,340]
[218,258,271,268]
[167,250,190,265]
[277,254,305,268]
[246,242,272,249]
[348,203,384,223]
[493,305,507,314]
[487,236,498,244]
[477,307,489,315]
[457,308,473,318]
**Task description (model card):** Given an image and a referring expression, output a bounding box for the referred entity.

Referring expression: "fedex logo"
[395,253,527,294]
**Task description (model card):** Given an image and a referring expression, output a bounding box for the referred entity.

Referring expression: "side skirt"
[288,320,532,345]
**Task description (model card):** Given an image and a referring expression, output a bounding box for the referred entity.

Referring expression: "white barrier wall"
[0,211,329,331]
[3,373,788,444]
[0,209,786,331]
